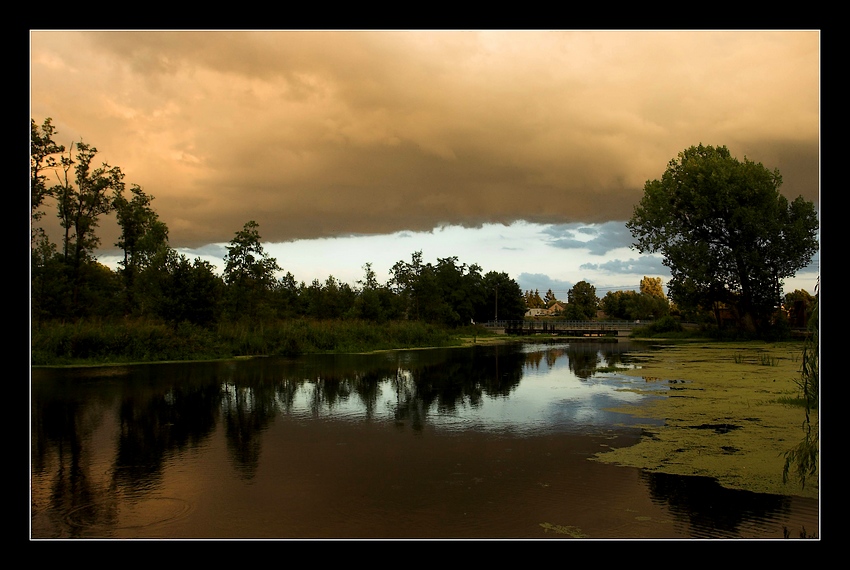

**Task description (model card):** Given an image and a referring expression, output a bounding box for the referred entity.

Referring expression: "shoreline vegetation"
[30,318,476,367]
[32,318,643,368]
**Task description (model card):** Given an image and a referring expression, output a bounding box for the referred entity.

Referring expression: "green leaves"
[223,221,283,319]
[628,144,818,333]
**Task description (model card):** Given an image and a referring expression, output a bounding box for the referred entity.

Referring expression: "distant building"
[546,302,565,315]
[525,308,548,317]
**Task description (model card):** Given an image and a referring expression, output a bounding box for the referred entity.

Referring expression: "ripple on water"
[65,497,193,537]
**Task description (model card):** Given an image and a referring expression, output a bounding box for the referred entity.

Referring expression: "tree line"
[32,120,819,341]
[30,118,527,330]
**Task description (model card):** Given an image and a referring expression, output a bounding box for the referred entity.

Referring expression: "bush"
[630,315,684,338]
[647,316,684,334]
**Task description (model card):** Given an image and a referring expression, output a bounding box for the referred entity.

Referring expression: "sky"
[29,30,821,298]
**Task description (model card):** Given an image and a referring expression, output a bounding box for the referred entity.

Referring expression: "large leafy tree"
[565,280,598,320]
[479,271,525,322]
[627,144,818,332]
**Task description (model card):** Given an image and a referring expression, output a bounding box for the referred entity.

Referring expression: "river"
[30,341,818,539]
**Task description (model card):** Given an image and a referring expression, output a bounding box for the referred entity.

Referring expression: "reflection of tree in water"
[390,369,427,431]
[114,381,221,489]
[31,365,224,537]
[220,360,285,480]
[31,383,112,537]
[641,471,791,537]
[351,370,384,419]
[388,345,526,430]
[522,343,612,379]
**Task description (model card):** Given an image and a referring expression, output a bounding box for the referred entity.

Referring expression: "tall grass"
[31,318,225,365]
[31,317,460,365]
[783,299,818,489]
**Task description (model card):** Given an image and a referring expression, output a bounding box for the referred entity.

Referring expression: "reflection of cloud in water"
[453,361,663,434]
[276,344,664,435]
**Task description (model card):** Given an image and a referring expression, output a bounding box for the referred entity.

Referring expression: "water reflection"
[30,342,817,539]
[641,472,809,539]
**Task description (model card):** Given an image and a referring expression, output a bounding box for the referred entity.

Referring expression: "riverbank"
[591,341,818,500]
[30,318,466,366]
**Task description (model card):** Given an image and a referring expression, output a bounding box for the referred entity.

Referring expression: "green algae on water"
[592,341,819,500]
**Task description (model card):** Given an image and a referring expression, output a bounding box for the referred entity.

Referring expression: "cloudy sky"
[29,30,820,298]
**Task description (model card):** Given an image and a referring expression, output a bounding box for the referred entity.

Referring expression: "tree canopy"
[565,280,598,320]
[627,144,818,333]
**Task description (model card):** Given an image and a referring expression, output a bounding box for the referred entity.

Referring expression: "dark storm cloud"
[31,30,820,250]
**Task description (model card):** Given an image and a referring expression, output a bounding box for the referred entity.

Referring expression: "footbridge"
[483,320,649,338]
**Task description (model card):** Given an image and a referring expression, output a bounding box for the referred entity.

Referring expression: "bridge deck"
[501,321,622,337]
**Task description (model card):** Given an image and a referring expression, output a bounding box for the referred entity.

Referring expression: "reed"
[31,317,461,365]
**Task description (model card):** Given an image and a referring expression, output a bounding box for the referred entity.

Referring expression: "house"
[525,308,548,317]
[546,302,565,315]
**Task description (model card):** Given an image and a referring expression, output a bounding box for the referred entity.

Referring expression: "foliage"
[482,271,526,322]
[524,289,545,309]
[54,141,125,267]
[387,252,522,325]
[223,221,282,319]
[565,280,598,320]
[152,251,225,327]
[27,119,556,357]
[113,184,170,314]
[30,118,64,225]
[784,288,816,328]
[783,287,818,489]
[31,317,459,365]
[601,279,670,321]
[628,315,687,338]
[640,276,665,299]
[600,290,637,320]
[30,318,225,365]
[627,144,818,335]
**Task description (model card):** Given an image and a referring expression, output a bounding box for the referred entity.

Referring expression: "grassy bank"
[30,318,488,366]
[591,340,818,500]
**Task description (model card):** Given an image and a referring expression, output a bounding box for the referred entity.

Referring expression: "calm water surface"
[30,341,818,539]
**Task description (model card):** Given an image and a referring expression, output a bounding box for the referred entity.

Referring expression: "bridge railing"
[484,319,650,330]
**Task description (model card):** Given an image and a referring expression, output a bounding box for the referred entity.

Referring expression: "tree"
[31,118,64,227]
[627,144,818,333]
[783,281,818,489]
[388,251,424,320]
[54,141,124,265]
[600,290,639,320]
[114,185,170,314]
[388,251,448,323]
[524,289,544,309]
[480,272,525,322]
[640,276,665,299]
[637,276,670,319]
[565,280,598,320]
[223,221,282,320]
[51,139,126,314]
[784,288,816,329]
